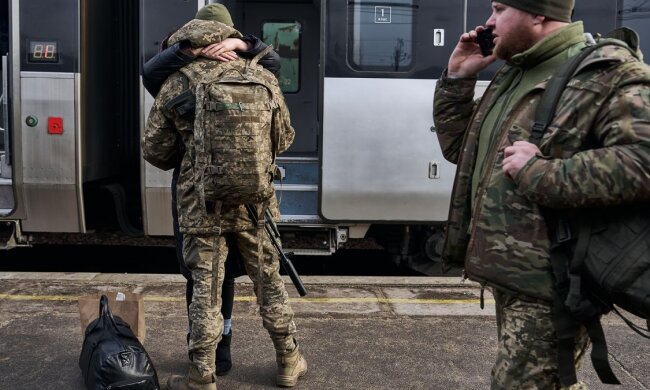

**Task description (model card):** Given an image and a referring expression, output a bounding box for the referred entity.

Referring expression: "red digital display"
[28,41,59,63]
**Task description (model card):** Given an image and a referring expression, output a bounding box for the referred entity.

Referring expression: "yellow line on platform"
[0,294,79,301]
[0,293,494,305]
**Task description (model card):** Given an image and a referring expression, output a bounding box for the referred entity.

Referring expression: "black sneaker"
[215,331,232,376]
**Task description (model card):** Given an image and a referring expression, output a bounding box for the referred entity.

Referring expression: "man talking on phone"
[433,1,650,388]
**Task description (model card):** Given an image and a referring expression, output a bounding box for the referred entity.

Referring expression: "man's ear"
[532,15,546,26]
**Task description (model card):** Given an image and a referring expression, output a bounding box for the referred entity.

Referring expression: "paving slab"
[0,273,648,389]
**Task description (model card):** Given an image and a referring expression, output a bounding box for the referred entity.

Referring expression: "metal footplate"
[277,217,348,256]
[0,220,30,250]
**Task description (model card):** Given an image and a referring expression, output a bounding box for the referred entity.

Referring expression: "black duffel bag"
[79,295,160,390]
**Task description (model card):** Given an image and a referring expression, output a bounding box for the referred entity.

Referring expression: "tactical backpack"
[79,295,160,390]
[179,47,279,212]
[529,28,650,387]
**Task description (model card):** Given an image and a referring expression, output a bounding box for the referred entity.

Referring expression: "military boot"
[166,365,217,390]
[276,343,307,387]
[215,331,232,376]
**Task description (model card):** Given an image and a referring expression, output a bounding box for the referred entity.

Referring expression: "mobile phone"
[477,28,495,57]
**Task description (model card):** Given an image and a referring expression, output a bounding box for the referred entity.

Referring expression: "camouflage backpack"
[530,28,650,387]
[180,47,280,208]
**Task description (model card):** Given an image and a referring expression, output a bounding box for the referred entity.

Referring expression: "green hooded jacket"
[433,23,650,300]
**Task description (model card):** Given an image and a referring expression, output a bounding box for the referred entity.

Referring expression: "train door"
[320,1,464,222]
[140,1,202,236]
[3,0,199,239]
[0,0,13,219]
[9,0,147,235]
[6,0,83,233]
[236,0,322,224]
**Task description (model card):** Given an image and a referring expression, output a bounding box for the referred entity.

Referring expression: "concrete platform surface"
[0,272,648,389]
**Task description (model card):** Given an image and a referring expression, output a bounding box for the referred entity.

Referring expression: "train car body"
[0,0,647,271]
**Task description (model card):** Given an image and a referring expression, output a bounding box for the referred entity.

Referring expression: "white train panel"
[322,77,454,222]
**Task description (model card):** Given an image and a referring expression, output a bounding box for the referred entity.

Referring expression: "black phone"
[477,28,495,57]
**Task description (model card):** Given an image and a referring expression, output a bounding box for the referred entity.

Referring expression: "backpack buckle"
[530,122,546,143]
[555,218,573,244]
[565,274,582,311]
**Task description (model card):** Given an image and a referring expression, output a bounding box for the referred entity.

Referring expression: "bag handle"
[99,295,110,317]
[99,294,120,331]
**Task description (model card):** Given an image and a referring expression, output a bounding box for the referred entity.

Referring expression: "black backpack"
[529,29,650,387]
[79,295,160,390]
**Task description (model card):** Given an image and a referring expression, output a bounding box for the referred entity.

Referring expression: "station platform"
[0,272,648,389]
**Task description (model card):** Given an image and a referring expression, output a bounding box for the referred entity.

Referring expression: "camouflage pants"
[491,289,590,390]
[183,229,297,377]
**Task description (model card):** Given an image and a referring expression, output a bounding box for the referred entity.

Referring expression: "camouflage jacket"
[433,24,650,300]
[142,20,295,234]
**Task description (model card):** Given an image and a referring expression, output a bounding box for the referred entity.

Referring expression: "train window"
[348,0,416,72]
[262,22,301,93]
[619,0,650,61]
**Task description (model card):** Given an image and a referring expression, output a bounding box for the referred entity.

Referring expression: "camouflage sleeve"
[142,42,194,97]
[272,88,295,155]
[517,82,650,208]
[433,71,479,164]
[142,75,186,171]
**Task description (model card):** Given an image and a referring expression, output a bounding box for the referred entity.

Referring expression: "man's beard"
[494,24,537,61]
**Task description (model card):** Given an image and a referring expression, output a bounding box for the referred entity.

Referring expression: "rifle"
[244,204,308,296]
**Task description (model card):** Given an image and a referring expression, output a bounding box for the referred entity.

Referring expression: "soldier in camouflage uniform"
[142,19,307,390]
[433,0,650,388]
[142,3,282,376]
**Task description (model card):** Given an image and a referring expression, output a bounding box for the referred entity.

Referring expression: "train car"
[0,0,647,272]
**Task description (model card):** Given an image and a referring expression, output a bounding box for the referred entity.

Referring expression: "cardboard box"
[78,291,146,343]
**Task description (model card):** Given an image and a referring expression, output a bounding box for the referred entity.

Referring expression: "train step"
[0,178,13,211]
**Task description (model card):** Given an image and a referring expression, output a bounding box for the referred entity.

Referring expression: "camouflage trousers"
[182,229,297,377]
[491,289,590,390]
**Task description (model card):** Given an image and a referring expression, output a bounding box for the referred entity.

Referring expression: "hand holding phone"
[476,28,495,57]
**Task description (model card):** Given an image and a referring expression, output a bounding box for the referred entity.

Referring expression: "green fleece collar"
[509,22,585,68]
